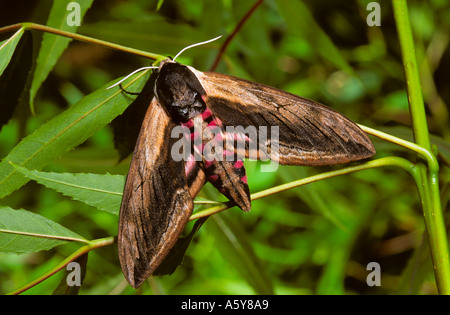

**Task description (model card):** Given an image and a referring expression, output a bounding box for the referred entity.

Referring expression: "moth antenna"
[173,35,222,62]
[107,36,221,90]
[106,66,157,90]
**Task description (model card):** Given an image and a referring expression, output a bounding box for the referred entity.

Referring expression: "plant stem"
[360,125,438,172]
[393,0,449,294]
[0,22,166,61]
[190,157,418,221]
[210,0,264,71]
[7,237,115,295]
[392,4,430,149]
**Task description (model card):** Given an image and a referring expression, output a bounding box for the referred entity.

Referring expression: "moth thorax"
[155,62,207,123]
[171,94,205,123]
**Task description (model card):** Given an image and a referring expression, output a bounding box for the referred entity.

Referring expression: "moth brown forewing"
[117,39,375,288]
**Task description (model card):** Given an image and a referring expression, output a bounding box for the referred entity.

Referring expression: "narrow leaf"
[29,0,94,110]
[0,31,33,131]
[111,72,156,160]
[276,0,353,73]
[0,28,25,77]
[156,0,165,11]
[79,20,204,57]
[11,163,124,215]
[0,70,150,199]
[0,206,87,254]
[208,215,274,294]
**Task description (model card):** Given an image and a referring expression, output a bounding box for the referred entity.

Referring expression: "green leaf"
[11,163,124,215]
[0,70,150,199]
[156,0,164,11]
[29,0,94,111]
[0,28,25,77]
[0,31,34,131]
[275,0,353,74]
[79,20,205,58]
[0,206,87,254]
[207,214,274,294]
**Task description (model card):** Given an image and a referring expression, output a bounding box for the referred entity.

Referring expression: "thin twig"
[0,22,164,60]
[210,0,264,71]
[7,237,115,295]
[189,157,419,221]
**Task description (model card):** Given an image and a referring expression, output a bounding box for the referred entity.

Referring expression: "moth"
[117,45,375,288]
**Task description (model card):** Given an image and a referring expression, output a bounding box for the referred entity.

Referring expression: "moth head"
[155,60,207,123]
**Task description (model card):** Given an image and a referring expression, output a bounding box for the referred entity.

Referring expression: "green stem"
[392,2,430,148]
[0,22,166,61]
[7,237,115,295]
[393,0,449,294]
[360,125,438,172]
[190,157,418,221]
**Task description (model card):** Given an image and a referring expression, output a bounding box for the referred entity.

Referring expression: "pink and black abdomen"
[182,108,251,212]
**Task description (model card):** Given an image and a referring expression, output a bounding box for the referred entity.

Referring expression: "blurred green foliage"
[0,0,449,295]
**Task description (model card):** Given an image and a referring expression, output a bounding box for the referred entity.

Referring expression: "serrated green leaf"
[0,70,150,199]
[0,28,24,77]
[0,206,87,254]
[29,0,94,110]
[12,163,124,215]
